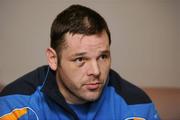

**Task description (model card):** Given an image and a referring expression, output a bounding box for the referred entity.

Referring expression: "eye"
[76,57,84,62]
[74,57,86,66]
[99,54,108,60]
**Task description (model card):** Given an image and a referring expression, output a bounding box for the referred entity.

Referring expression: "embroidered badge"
[0,107,39,120]
[124,117,146,120]
[0,107,28,120]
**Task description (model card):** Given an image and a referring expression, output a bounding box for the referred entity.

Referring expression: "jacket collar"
[41,67,79,120]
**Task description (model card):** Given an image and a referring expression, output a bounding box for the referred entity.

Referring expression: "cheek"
[59,69,80,90]
[99,60,111,71]
[60,64,87,86]
[99,61,111,77]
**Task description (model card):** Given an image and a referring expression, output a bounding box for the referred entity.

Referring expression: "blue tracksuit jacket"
[0,65,160,120]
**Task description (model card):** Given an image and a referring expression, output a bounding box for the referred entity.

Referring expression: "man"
[0,4,160,120]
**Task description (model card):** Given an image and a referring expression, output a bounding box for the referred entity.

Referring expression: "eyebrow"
[73,52,87,57]
[72,50,110,57]
[100,50,110,55]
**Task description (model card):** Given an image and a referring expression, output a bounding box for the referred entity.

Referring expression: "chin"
[84,92,102,102]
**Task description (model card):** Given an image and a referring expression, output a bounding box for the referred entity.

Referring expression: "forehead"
[64,31,110,51]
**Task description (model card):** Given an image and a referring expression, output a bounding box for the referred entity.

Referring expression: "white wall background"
[0,0,180,87]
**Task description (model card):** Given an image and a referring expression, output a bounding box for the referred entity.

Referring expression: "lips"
[85,82,101,90]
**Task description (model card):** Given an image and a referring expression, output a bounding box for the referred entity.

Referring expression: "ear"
[46,47,58,71]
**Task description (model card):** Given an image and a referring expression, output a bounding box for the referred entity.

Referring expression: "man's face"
[56,31,111,104]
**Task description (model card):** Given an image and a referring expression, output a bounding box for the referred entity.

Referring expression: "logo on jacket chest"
[125,117,145,120]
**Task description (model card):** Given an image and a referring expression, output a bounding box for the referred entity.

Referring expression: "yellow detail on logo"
[134,118,145,120]
[0,107,28,120]
[125,117,145,120]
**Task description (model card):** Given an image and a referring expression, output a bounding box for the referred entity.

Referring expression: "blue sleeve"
[0,95,38,120]
[128,103,161,120]
[148,103,161,120]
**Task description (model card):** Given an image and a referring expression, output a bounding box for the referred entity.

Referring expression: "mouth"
[84,82,102,90]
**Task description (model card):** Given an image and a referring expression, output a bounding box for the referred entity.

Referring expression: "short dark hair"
[50,4,111,54]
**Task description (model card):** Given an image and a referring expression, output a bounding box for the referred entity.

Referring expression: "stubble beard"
[56,70,104,104]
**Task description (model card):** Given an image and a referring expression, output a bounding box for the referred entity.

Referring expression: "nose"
[87,60,100,77]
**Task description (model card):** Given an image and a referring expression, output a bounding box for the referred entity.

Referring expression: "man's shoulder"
[109,69,151,105]
[0,65,49,96]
